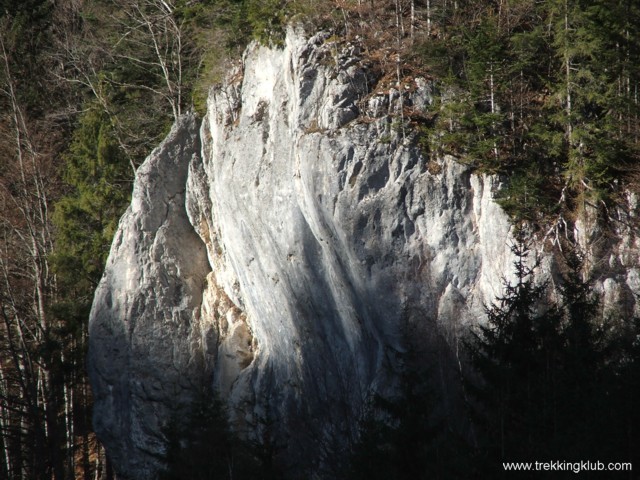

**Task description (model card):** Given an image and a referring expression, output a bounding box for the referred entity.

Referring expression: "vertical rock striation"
[89,27,639,479]
[188,26,517,473]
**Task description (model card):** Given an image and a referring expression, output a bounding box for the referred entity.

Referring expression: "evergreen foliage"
[1,1,640,478]
[53,105,131,293]
[349,232,639,479]
[348,341,469,480]
[466,232,639,476]
[160,388,263,480]
[420,0,640,221]
[246,0,289,44]
[465,230,561,472]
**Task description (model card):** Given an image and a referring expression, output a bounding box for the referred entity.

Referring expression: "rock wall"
[88,115,212,478]
[88,27,640,479]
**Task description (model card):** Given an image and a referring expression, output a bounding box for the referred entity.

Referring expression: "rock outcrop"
[89,115,211,478]
[88,27,640,479]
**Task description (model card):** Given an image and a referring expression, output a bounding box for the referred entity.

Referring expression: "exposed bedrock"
[88,27,639,479]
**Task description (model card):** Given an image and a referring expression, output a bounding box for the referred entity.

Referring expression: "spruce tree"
[468,239,639,473]
[52,105,131,295]
[348,338,468,479]
[465,229,562,475]
[160,388,264,480]
[160,389,237,480]
[612,317,640,467]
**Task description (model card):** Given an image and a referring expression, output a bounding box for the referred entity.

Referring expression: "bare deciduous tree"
[111,0,188,121]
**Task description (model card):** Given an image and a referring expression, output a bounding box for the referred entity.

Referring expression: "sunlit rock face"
[88,27,639,479]
[185,26,515,474]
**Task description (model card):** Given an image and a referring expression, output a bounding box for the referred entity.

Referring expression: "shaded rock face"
[88,28,640,479]
[88,115,212,479]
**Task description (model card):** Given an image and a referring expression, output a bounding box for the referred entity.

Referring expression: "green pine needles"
[465,230,639,475]
[52,106,131,294]
[420,0,640,222]
[349,230,640,478]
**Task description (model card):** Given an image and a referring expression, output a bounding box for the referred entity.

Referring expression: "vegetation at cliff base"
[348,232,640,478]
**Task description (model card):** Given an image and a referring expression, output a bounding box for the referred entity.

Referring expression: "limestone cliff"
[88,27,640,479]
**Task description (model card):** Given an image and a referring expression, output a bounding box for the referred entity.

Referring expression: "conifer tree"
[465,229,561,472]
[52,105,131,294]
[613,317,640,466]
[467,238,639,473]
[160,389,235,480]
[348,333,468,479]
[160,388,262,480]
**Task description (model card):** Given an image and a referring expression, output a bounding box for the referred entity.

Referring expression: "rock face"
[89,115,211,478]
[88,27,640,479]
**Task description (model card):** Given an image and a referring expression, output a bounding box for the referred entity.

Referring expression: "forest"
[0,0,639,478]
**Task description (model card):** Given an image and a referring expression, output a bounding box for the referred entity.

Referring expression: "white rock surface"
[89,27,640,479]
[190,27,517,473]
[89,115,211,478]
